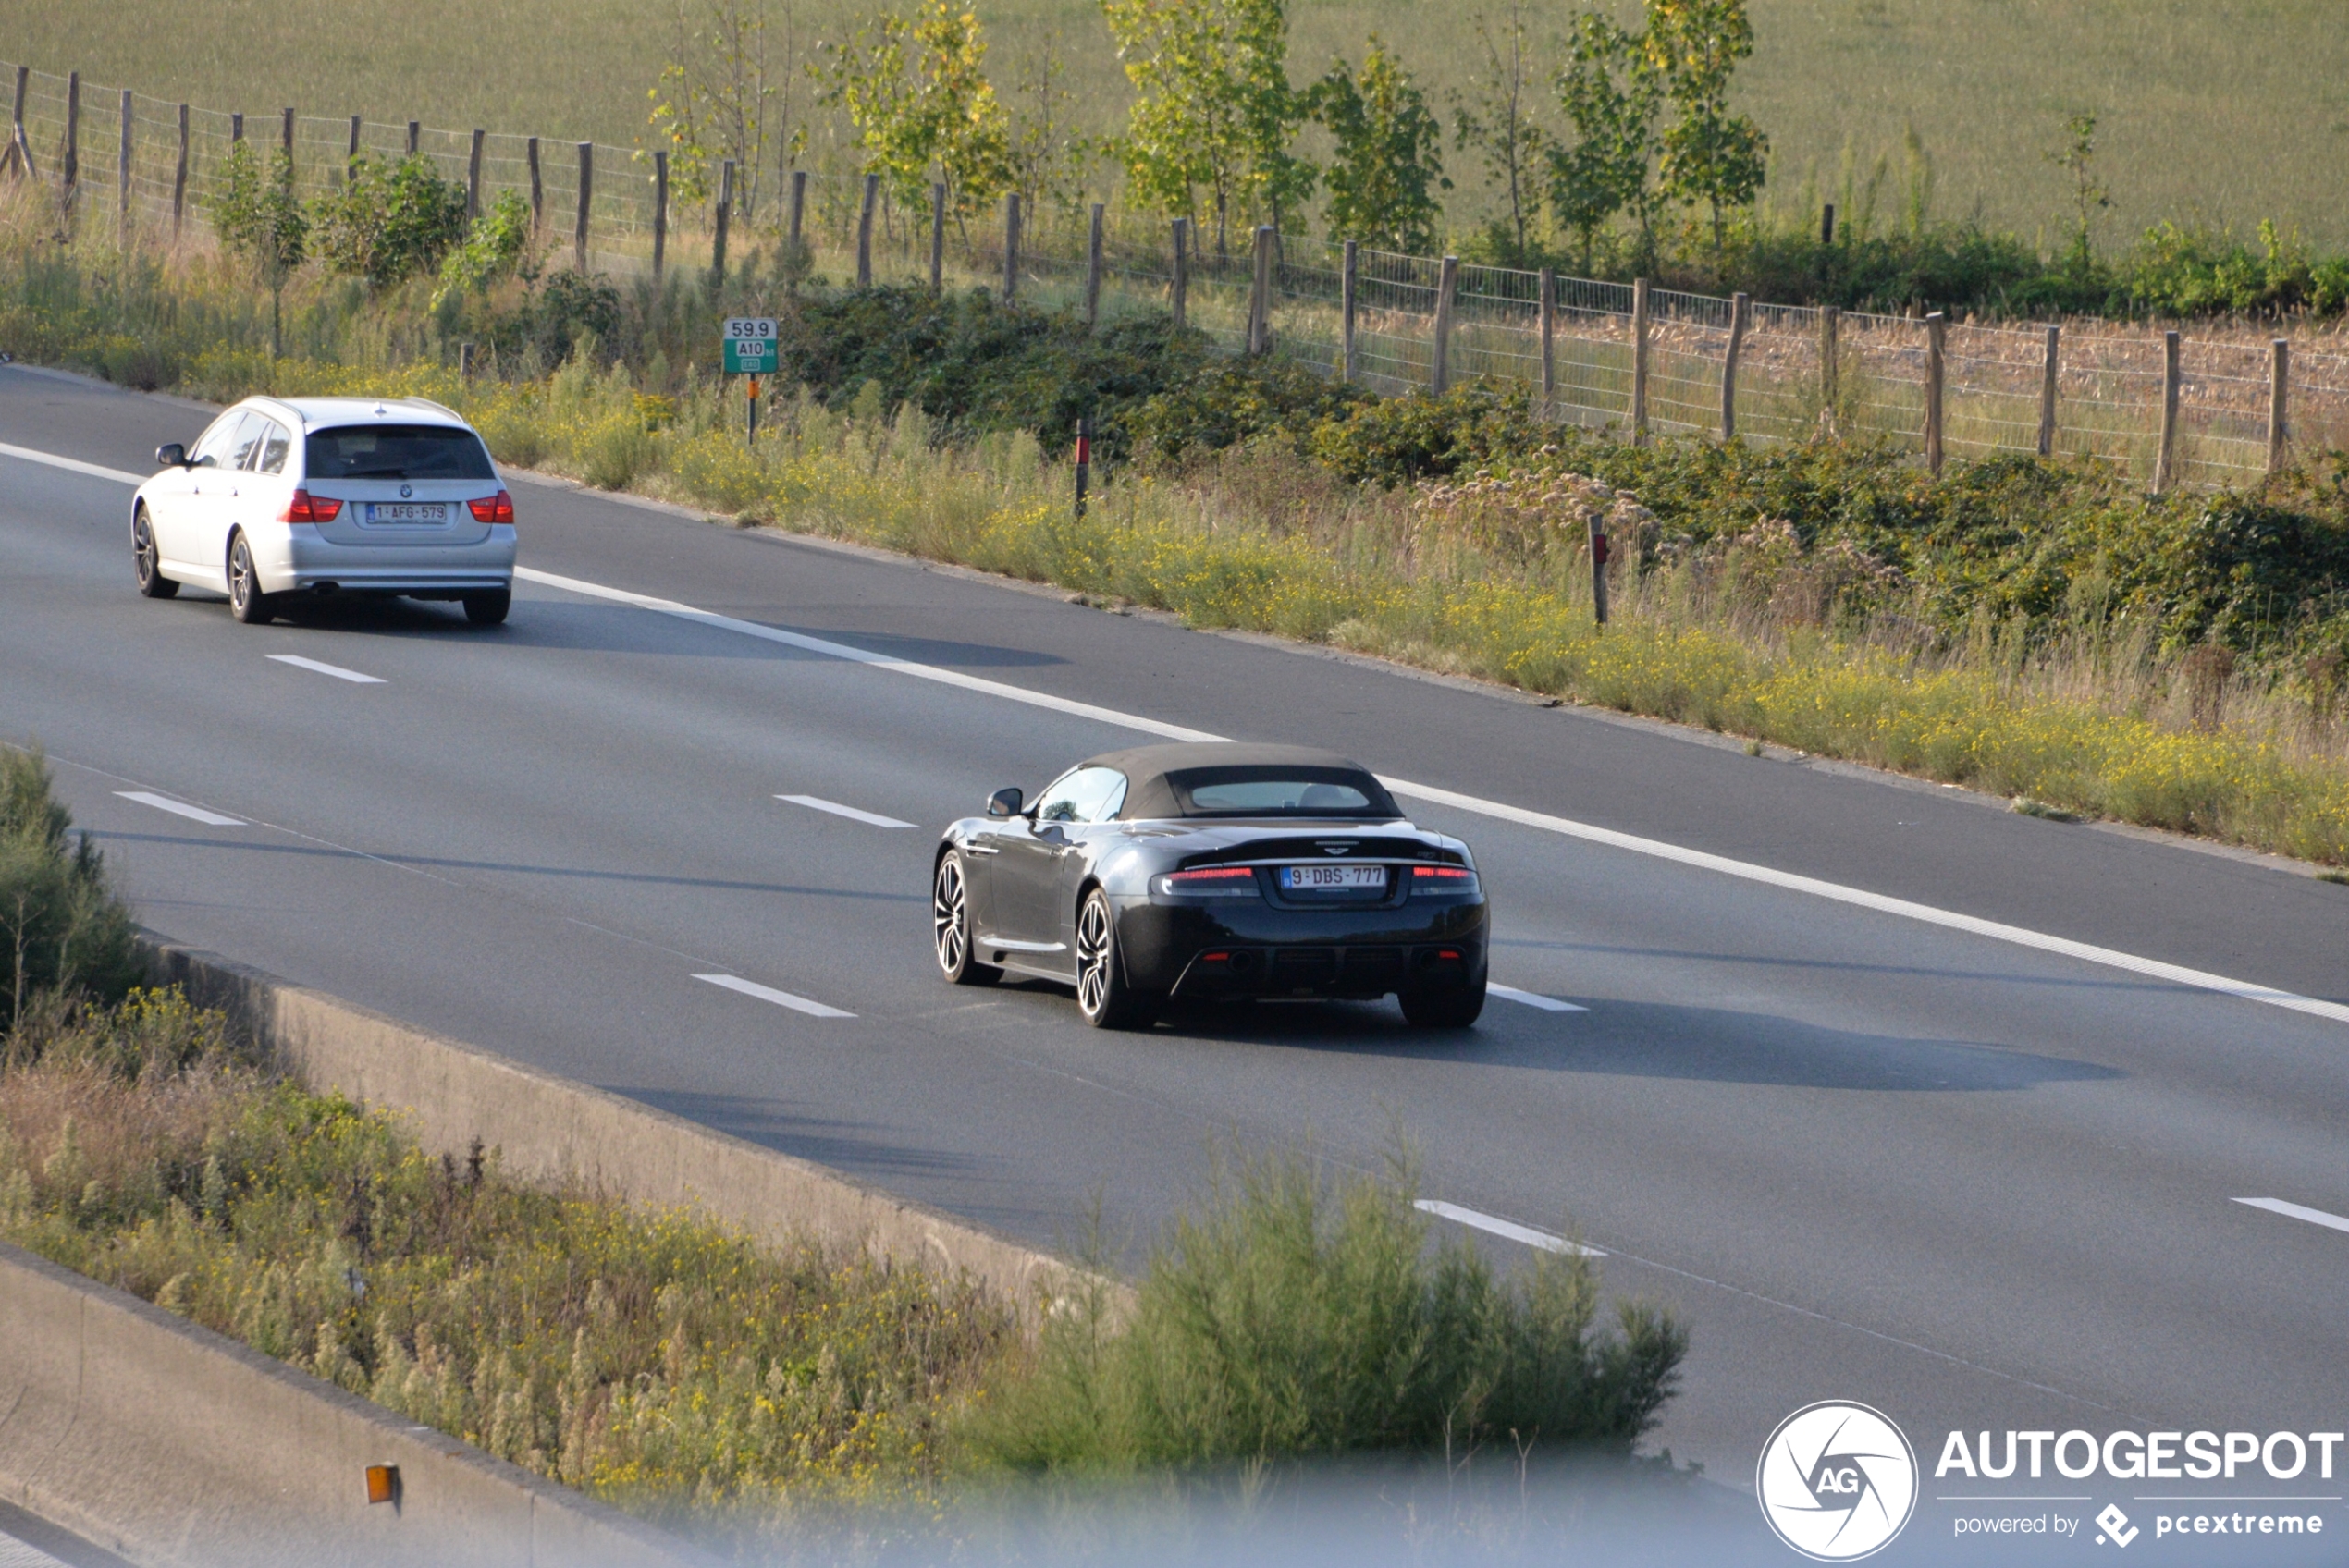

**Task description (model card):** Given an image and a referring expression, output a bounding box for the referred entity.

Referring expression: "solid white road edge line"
[0,441,147,485]
[516,563,2349,1032]
[1415,1199,1604,1257]
[693,972,856,1020]
[266,653,386,685]
[2234,1196,2349,1236]
[777,793,916,828]
[1488,983,1589,1013]
[114,790,246,827]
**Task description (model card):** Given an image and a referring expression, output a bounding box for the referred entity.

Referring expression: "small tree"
[1548,13,1661,272]
[2047,112,2109,278]
[1002,41,1088,216]
[432,190,536,307]
[1450,0,1547,263]
[1101,0,1311,259]
[818,1,1014,221]
[1643,0,1767,254]
[1310,37,1447,253]
[646,0,780,215]
[307,155,470,291]
[211,141,308,357]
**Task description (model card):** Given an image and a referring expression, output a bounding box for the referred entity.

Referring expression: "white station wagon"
[133,395,518,626]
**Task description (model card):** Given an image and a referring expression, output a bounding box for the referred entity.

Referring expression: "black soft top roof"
[1077,742,1401,820]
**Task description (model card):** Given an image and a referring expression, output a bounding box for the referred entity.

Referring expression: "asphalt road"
[6,364,2349,1551]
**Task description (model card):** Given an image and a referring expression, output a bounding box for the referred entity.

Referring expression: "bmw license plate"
[1280,864,1385,891]
[365,502,448,523]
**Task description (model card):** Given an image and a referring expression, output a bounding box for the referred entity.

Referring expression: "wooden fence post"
[2267,337,2290,476]
[1821,203,1836,245]
[1170,218,1188,329]
[117,90,131,237]
[345,115,361,182]
[572,142,592,272]
[2038,324,2060,457]
[787,168,806,268]
[1431,255,1458,393]
[1630,276,1651,445]
[171,105,188,236]
[466,129,484,218]
[929,181,945,292]
[855,171,877,287]
[1247,225,1274,354]
[525,138,541,231]
[1085,202,1105,327]
[64,71,79,197]
[1002,191,1020,301]
[712,158,734,283]
[280,106,294,161]
[650,150,668,276]
[2153,328,2181,494]
[1722,291,1750,440]
[405,120,419,157]
[1341,240,1360,383]
[1924,311,1947,476]
[1819,304,1840,423]
[1538,267,1557,416]
[6,67,27,180]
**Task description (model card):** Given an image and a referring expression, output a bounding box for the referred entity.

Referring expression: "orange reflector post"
[365,1464,400,1505]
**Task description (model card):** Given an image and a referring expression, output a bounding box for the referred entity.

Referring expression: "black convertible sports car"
[931,742,1488,1029]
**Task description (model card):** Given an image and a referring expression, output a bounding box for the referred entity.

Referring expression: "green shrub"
[970,1146,1684,1471]
[307,155,470,291]
[431,190,534,308]
[0,747,140,1026]
[1125,358,1373,467]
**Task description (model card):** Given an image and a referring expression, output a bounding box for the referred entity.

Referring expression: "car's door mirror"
[154,443,187,469]
[986,787,1025,819]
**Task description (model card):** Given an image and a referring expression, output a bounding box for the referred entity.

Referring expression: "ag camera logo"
[1758,1401,1919,1561]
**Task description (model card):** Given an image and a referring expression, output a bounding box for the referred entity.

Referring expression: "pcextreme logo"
[1758,1401,1920,1561]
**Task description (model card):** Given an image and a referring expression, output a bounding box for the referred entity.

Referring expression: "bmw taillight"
[1156,865,1260,898]
[468,489,515,526]
[280,490,341,523]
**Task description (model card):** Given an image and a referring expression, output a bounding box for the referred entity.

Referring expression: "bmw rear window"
[305,424,494,481]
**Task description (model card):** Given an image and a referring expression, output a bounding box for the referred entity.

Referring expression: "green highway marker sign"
[721,317,777,374]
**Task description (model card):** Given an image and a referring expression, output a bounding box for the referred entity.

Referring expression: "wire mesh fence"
[8,56,2346,488]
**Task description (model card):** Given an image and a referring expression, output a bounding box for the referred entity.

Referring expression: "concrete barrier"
[141,935,1104,1317]
[0,1240,707,1568]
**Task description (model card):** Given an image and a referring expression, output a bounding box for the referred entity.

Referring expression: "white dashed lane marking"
[777,794,915,828]
[1489,983,1588,1013]
[267,654,385,684]
[2235,1196,2349,1237]
[1416,1199,1604,1257]
[114,790,246,827]
[693,973,856,1020]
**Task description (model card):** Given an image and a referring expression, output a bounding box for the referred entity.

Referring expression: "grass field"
[6,0,2347,251]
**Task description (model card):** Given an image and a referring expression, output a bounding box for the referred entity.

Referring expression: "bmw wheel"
[1075,887,1155,1030]
[933,851,1001,986]
[227,532,275,625]
[133,507,178,598]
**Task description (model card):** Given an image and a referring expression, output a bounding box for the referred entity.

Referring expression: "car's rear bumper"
[257,528,516,594]
[1116,899,1487,998]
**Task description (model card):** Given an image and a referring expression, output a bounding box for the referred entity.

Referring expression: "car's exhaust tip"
[311,581,340,596]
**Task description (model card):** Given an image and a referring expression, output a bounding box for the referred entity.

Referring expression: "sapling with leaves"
[1310,38,1447,254]
[1643,0,1768,256]
[647,0,781,215]
[2048,112,2109,279]
[818,0,1014,222]
[210,142,307,358]
[1549,13,1661,273]
[1451,0,1547,264]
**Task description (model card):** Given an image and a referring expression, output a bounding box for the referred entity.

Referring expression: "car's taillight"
[280,490,341,523]
[468,489,515,526]
[1412,865,1473,880]
[1157,865,1260,898]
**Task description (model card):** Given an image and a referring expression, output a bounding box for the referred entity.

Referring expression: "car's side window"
[1035,767,1125,825]
[254,422,292,475]
[222,413,267,473]
[187,413,245,470]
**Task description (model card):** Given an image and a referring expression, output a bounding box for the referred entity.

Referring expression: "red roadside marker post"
[1073,416,1091,518]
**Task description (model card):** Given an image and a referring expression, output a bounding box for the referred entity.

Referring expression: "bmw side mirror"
[987,787,1024,819]
[155,443,187,469]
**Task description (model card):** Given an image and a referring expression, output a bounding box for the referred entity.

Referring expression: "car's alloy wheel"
[1399,979,1486,1029]
[132,508,177,599]
[228,533,274,625]
[1075,888,1153,1029]
[933,852,1000,986]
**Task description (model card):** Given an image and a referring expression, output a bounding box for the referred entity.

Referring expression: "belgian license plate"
[365,502,447,523]
[1280,864,1385,890]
